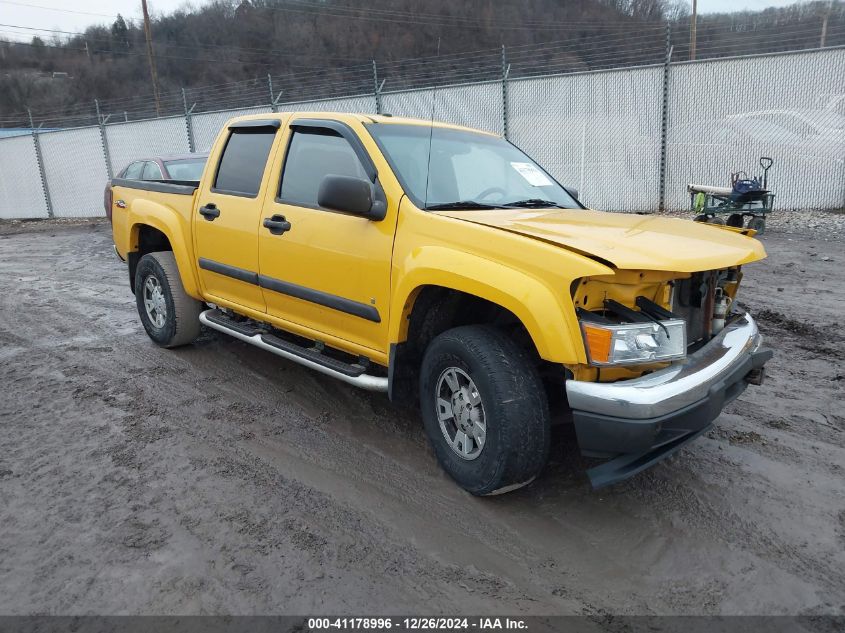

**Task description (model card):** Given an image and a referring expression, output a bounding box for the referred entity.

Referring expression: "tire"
[419,325,550,496]
[693,214,708,223]
[135,251,202,348]
[726,213,744,227]
[747,216,766,235]
[706,216,725,225]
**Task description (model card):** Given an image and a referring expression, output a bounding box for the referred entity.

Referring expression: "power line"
[0,0,117,19]
[0,0,669,32]
[0,22,377,63]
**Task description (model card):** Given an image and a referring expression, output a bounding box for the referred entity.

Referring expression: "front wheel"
[419,325,550,495]
[135,251,202,348]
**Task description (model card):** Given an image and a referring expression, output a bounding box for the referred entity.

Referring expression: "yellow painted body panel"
[258,116,401,352]
[434,208,767,273]
[190,123,273,313]
[112,111,768,372]
[112,186,202,299]
[389,197,612,362]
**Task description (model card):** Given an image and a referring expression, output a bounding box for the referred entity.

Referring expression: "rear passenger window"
[213,129,276,197]
[279,129,368,207]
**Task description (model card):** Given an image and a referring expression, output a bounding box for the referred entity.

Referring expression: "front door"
[257,120,397,354]
[194,122,279,313]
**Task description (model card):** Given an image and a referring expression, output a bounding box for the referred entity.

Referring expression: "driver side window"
[278,128,367,208]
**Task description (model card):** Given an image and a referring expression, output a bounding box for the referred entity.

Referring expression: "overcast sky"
[0,0,813,42]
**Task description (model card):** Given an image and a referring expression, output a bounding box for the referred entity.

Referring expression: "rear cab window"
[212,126,278,197]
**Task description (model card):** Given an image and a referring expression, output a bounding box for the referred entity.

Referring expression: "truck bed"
[111,178,199,261]
[111,178,200,195]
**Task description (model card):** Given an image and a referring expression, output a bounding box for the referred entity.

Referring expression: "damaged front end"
[566,267,773,488]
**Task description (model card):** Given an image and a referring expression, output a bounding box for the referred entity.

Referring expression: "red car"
[103,153,208,221]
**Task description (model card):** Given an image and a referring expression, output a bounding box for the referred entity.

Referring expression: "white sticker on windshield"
[510,162,553,187]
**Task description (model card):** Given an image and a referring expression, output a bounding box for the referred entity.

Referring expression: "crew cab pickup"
[111,113,772,494]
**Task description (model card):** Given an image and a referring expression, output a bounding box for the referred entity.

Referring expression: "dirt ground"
[0,218,843,617]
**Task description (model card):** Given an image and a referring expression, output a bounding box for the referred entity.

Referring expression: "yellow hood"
[433,208,766,272]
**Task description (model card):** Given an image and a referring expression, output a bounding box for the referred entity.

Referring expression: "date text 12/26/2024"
[307,617,528,630]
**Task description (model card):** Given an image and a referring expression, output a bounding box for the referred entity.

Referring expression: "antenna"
[422,37,442,211]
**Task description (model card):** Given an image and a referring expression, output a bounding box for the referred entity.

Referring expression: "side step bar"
[199,309,388,392]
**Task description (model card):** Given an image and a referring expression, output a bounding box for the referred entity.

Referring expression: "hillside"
[0,0,842,127]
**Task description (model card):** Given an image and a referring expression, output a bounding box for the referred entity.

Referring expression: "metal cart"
[688,157,774,235]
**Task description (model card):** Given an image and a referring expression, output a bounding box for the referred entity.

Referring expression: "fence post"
[372,60,383,114]
[268,74,283,111]
[183,88,196,153]
[28,108,54,219]
[658,25,672,213]
[501,45,510,139]
[95,99,114,180]
[268,74,276,112]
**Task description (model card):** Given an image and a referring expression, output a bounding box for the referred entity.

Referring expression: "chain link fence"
[105,116,191,176]
[509,65,665,211]
[0,134,49,219]
[38,127,109,218]
[665,48,845,211]
[0,46,842,219]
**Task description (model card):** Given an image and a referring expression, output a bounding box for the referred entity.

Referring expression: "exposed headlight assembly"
[580,319,686,366]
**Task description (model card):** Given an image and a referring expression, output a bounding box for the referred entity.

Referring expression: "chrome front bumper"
[566,313,773,488]
[566,313,764,420]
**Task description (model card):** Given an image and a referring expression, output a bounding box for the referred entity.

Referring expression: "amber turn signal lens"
[582,324,612,364]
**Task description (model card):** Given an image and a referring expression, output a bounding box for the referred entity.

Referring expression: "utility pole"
[820,0,833,48]
[141,0,162,117]
[689,0,697,61]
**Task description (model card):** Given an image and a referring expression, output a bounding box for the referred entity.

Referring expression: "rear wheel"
[135,251,202,348]
[419,325,550,495]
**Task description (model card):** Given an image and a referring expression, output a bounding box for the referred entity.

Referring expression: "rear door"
[193,120,280,313]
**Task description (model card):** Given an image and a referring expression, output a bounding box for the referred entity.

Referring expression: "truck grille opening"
[576,267,743,353]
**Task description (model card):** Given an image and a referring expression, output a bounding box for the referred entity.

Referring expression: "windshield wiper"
[425,200,503,210]
[503,198,568,209]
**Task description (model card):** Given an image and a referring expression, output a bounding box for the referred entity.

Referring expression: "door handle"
[263,214,292,235]
[199,203,220,220]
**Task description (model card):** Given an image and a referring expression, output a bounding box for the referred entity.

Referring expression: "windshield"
[366,124,579,210]
[164,158,206,181]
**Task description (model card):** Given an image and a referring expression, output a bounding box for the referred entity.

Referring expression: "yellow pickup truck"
[111,112,772,494]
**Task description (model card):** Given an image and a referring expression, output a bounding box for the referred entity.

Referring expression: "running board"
[199,309,388,392]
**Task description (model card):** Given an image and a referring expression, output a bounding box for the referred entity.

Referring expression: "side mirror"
[565,186,579,201]
[317,175,386,220]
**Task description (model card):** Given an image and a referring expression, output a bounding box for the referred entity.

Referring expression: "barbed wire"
[1,22,842,129]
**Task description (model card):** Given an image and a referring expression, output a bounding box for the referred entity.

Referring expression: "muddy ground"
[0,218,842,617]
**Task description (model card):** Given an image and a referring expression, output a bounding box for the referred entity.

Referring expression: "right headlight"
[580,319,687,366]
